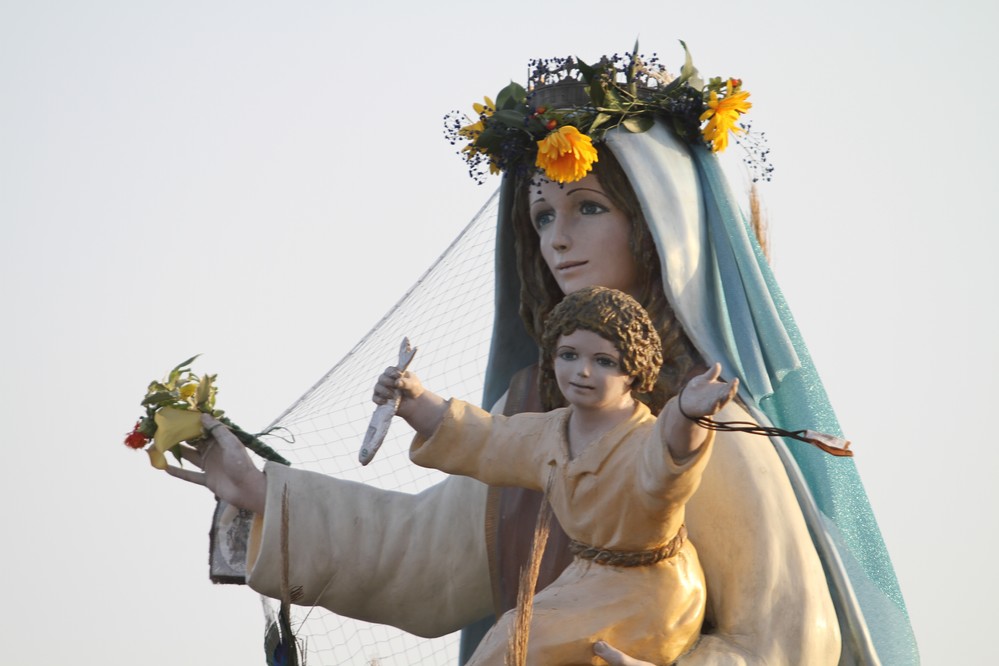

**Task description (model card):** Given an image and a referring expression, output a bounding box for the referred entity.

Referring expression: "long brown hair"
[510,144,701,414]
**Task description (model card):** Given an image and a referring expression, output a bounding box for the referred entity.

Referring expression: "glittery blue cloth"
[688,143,918,664]
[476,123,918,664]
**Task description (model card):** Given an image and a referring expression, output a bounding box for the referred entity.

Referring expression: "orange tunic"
[410,399,713,665]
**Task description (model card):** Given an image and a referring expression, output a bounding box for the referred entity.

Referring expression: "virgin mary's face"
[528,174,640,298]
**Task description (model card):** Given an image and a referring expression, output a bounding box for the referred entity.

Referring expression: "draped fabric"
[479,123,918,664]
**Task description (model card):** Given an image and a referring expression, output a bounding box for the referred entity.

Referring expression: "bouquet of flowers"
[124,355,290,469]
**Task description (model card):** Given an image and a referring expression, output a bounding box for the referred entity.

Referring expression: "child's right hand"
[373,367,425,405]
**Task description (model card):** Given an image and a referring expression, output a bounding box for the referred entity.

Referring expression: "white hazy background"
[2,1,994,664]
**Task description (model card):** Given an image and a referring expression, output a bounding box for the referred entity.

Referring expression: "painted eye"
[580,201,608,215]
[596,356,618,368]
[534,210,555,230]
[558,351,577,361]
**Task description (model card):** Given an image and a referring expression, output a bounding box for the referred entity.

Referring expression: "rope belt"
[569,525,687,567]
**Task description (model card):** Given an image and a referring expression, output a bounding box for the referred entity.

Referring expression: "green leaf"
[589,80,605,108]
[171,354,201,374]
[706,76,725,93]
[576,58,594,82]
[627,40,640,88]
[659,77,681,95]
[142,390,177,407]
[146,380,168,394]
[678,40,704,91]
[622,116,654,133]
[493,109,527,127]
[602,87,623,111]
[590,112,614,132]
[475,130,504,151]
[527,115,548,133]
[495,82,526,110]
[195,374,214,409]
[138,416,157,437]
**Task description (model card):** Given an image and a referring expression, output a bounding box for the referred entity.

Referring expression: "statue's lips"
[556,260,588,272]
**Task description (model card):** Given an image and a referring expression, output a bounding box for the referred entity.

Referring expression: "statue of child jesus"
[373,286,738,665]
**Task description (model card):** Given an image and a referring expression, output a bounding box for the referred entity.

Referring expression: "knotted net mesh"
[262,191,501,665]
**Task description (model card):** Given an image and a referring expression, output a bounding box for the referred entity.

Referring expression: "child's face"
[554,329,634,412]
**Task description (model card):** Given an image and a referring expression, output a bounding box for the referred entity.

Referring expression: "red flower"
[124,420,150,449]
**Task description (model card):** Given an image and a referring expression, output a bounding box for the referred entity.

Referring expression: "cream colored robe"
[410,399,709,665]
[246,398,840,665]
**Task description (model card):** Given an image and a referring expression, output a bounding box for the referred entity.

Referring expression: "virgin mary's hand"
[593,640,657,666]
[165,413,267,514]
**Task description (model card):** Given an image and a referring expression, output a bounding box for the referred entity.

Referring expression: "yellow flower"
[147,447,168,470]
[179,382,198,400]
[472,97,494,117]
[457,96,500,175]
[535,126,599,183]
[153,406,204,453]
[459,96,495,139]
[699,79,752,152]
[460,143,501,176]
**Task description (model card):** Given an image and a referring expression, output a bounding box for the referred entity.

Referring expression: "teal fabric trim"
[481,175,539,412]
[690,147,918,664]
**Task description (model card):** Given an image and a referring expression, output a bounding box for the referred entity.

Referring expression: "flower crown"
[445,42,770,185]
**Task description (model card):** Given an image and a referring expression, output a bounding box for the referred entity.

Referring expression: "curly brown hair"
[510,143,702,413]
[540,287,663,409]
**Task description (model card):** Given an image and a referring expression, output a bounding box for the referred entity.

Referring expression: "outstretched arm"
[164,413,267,514]
[373,367,449,438]
[661,363,738,461]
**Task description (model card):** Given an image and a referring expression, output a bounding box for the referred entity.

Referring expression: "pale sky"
[1,1,995,664]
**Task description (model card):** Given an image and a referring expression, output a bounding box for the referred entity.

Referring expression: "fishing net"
[260,190,500,665]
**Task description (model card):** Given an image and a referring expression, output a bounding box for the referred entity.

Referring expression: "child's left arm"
[662,363,738,462]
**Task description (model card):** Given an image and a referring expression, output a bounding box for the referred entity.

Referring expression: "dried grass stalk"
[280,483,302,666]
[506,469,556,666]
[749,184,770,262]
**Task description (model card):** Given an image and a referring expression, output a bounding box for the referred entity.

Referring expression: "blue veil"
[479,123,918,664]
